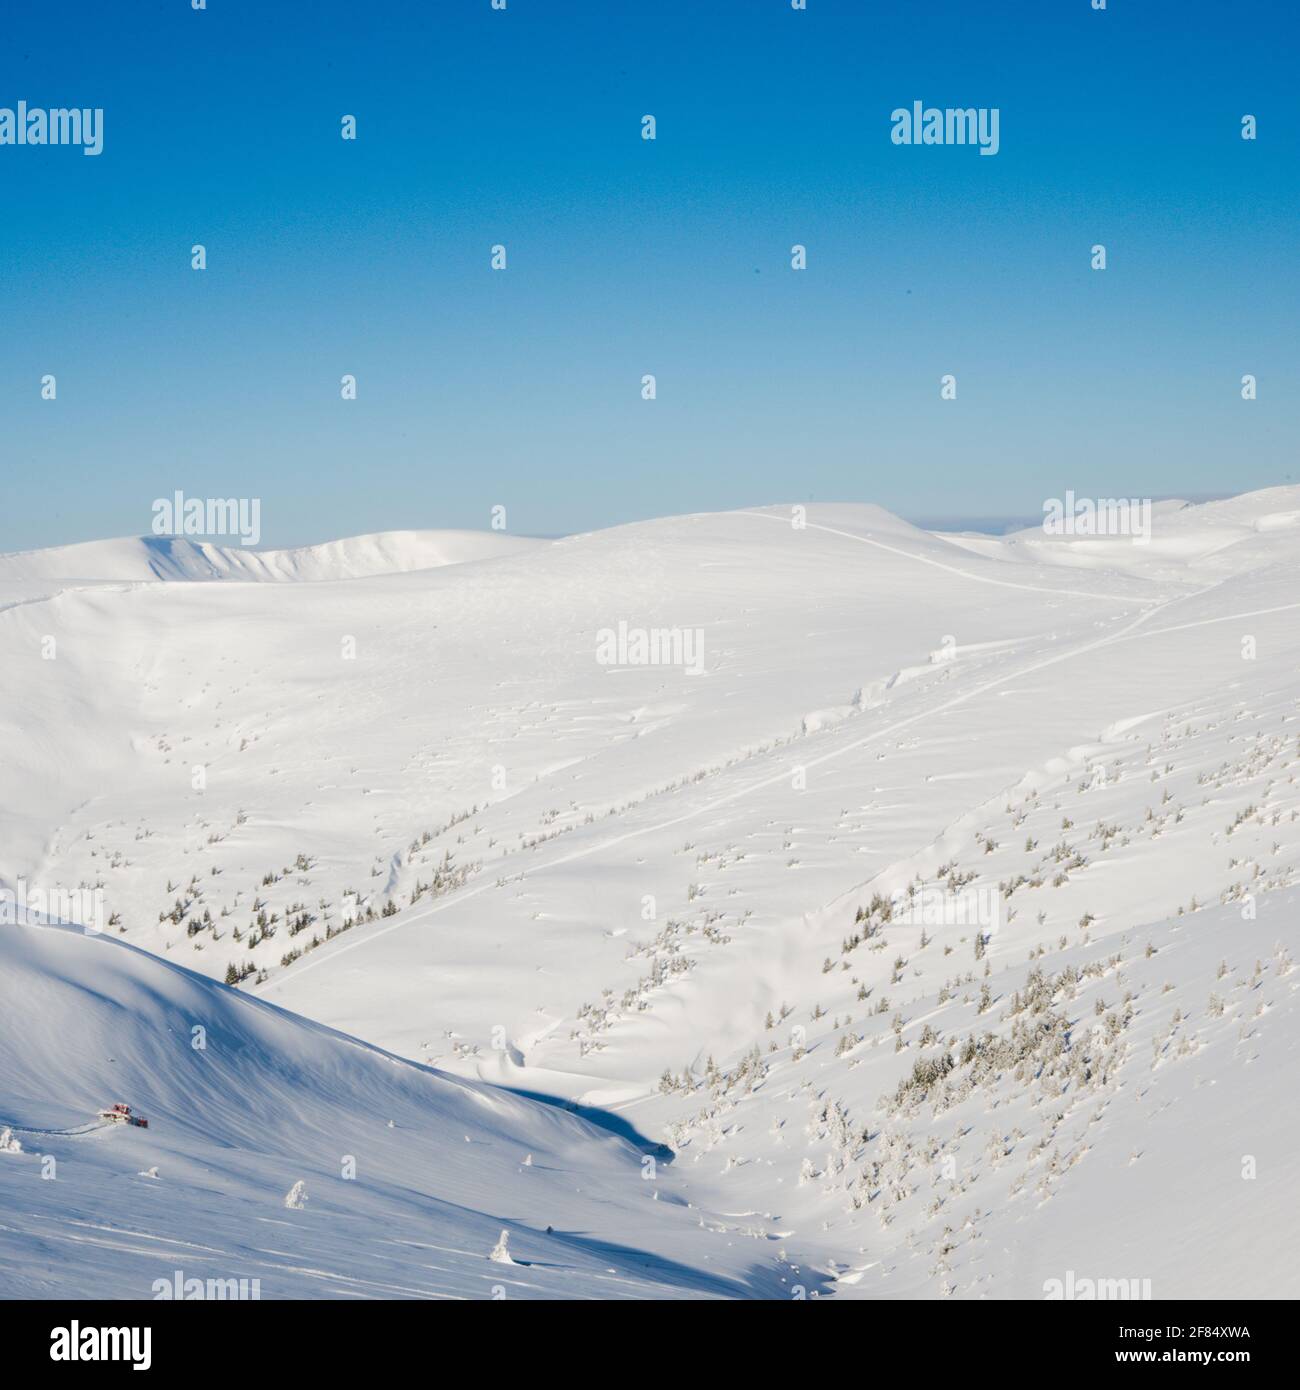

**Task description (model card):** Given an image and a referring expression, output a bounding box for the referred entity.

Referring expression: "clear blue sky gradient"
[1,0,1296,550]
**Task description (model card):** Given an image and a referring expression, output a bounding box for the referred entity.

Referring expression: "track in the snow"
[0,1119,112,1138]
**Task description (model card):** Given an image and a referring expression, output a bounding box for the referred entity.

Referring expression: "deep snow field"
[3,489,1299,1299]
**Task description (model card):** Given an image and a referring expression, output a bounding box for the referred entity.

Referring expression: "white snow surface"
[0,919,799,1299]
[2,494,1299,1298]
[0,528,540,587]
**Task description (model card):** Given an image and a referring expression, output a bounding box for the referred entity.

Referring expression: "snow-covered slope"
[0,528,541,587]
[3,487,1299,1297]
[0,920,811,1299]
[941,487,1300,582]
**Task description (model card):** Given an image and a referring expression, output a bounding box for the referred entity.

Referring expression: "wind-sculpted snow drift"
[2,490,1299,1298]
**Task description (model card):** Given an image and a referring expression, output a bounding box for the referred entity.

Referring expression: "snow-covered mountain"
[3,490,1299,1298]
[0,528,541,587]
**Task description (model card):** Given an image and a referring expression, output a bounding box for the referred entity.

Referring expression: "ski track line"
[264,567,1294,992]
[734,508,1153,605]
[0,589,73,617]
[1137,599,1300,639]
[1,1120,111,1138]
[0,581,151,618]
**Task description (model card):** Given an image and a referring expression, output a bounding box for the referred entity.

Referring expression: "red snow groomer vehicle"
[99,1102,149,1129]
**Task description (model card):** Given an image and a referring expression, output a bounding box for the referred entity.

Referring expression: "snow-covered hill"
[0,528,541,587]
[3,489,1299,1297]
[0,919,810,1299]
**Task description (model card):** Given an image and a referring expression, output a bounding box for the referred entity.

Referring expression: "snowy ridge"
[0,529,542,586]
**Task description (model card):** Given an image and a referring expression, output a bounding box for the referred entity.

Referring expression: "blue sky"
[1,0,1296,550]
